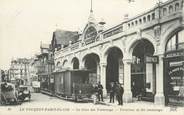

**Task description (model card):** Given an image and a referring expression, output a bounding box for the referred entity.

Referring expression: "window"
[135,20,138,25]
[143,17,146,23]
[178,30,184,49]
[152,13,155,20]
[139,19,142,24]
[175,3,180,11]
[169,5,173,13]
[147,15,151,21]
[163,8,167,16]
[166,30,184,52]
[128,23,130,28]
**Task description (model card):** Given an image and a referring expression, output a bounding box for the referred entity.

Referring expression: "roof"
[52,29,79,46]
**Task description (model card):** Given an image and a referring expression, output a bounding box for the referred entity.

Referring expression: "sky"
[0,0,168,70]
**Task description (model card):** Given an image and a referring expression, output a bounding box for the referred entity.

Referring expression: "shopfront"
[164,29,184,106]
[131,39,156,102]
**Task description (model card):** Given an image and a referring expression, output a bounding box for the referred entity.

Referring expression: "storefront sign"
[166,51,184,58]
[145,56,159,63]
[169,67,184,75]
[169,61,184,67]
[84,26,97,45]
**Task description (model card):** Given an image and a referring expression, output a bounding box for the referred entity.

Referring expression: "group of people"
[93,82,124,105]
[109,82,124,105]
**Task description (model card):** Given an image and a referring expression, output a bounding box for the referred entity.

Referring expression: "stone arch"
[71,57,79,69]
[82,52,101,84]
[62,59,68,68]
[160,24,183,54]
[102,44,124,91]
[102,44,124,63]
[129,38,155,98]
[82,51,101,63]
[56,61,61,67]
[82,53,100,65]
[127,34,157,57]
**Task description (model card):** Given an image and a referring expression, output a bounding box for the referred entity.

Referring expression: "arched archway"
[105,47,123,91]
[131,39,155,101]
[62,60,68,68]
[56,61,61,67]
[72,57,79,69]
[83,53,100,84]
[164,29,184,105]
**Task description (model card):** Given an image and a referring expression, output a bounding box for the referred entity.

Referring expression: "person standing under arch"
[97,82,103,102]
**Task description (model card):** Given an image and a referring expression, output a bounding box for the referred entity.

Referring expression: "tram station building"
[51,0,184,106]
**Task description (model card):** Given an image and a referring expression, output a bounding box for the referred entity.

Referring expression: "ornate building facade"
[53,0,184,106]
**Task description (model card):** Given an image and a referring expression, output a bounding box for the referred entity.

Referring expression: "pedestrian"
[92,84,98,104]
[97,82,103,102]
[109,82,115,103]
[116,83,124,105]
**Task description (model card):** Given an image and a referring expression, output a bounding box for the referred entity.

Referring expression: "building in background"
[36,43,54,95]
[9,58,33,86]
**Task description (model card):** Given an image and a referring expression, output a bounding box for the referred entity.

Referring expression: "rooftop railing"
[55,0,183,56]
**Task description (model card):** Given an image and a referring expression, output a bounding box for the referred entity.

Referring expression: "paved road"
[1,93,183,115]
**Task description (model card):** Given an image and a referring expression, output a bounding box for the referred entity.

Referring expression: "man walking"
[116,83,124,105]
[109,82,115,103]
[97,82,103,102]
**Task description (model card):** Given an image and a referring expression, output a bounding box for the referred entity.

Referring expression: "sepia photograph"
[0,0,184,115]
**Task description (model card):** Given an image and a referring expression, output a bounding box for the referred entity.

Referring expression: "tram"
[53,69,94,101]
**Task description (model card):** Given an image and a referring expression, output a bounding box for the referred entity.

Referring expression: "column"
[123,59,133,103]
[96,63,100,83]
[154,54,165,106]
[79,59,85,70]
[100,62,107,97]
[119,59,124,84]
[146,63,153,93]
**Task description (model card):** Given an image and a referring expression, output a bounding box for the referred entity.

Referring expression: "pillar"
[154,54,165,106]
[123,59,133,103]
[100,62,107,96]
[119,59,124,84]
[79,59,85,70]
[97,63,100,83]
[146,63,153,93]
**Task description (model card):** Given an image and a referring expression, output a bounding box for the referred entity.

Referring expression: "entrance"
[106,47,123,92]
[83,53,100,84]
[164,29,184,106]
[131,39,155,101]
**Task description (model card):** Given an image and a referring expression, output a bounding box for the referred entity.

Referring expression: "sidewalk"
[96,97,184,110]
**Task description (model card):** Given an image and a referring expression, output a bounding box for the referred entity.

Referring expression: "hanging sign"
[145,56,159,63]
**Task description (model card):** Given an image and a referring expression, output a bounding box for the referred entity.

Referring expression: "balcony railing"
[55,0,183,55]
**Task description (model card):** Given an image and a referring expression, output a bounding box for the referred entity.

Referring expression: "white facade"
[54,0,184,106]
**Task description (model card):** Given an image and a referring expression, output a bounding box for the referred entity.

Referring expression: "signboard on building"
[84,26,97,45]
[32,81,40,88]
[145,56,159,63]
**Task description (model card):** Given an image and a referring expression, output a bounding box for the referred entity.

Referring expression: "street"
[1,92,183,108]
[0,93,184,115]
